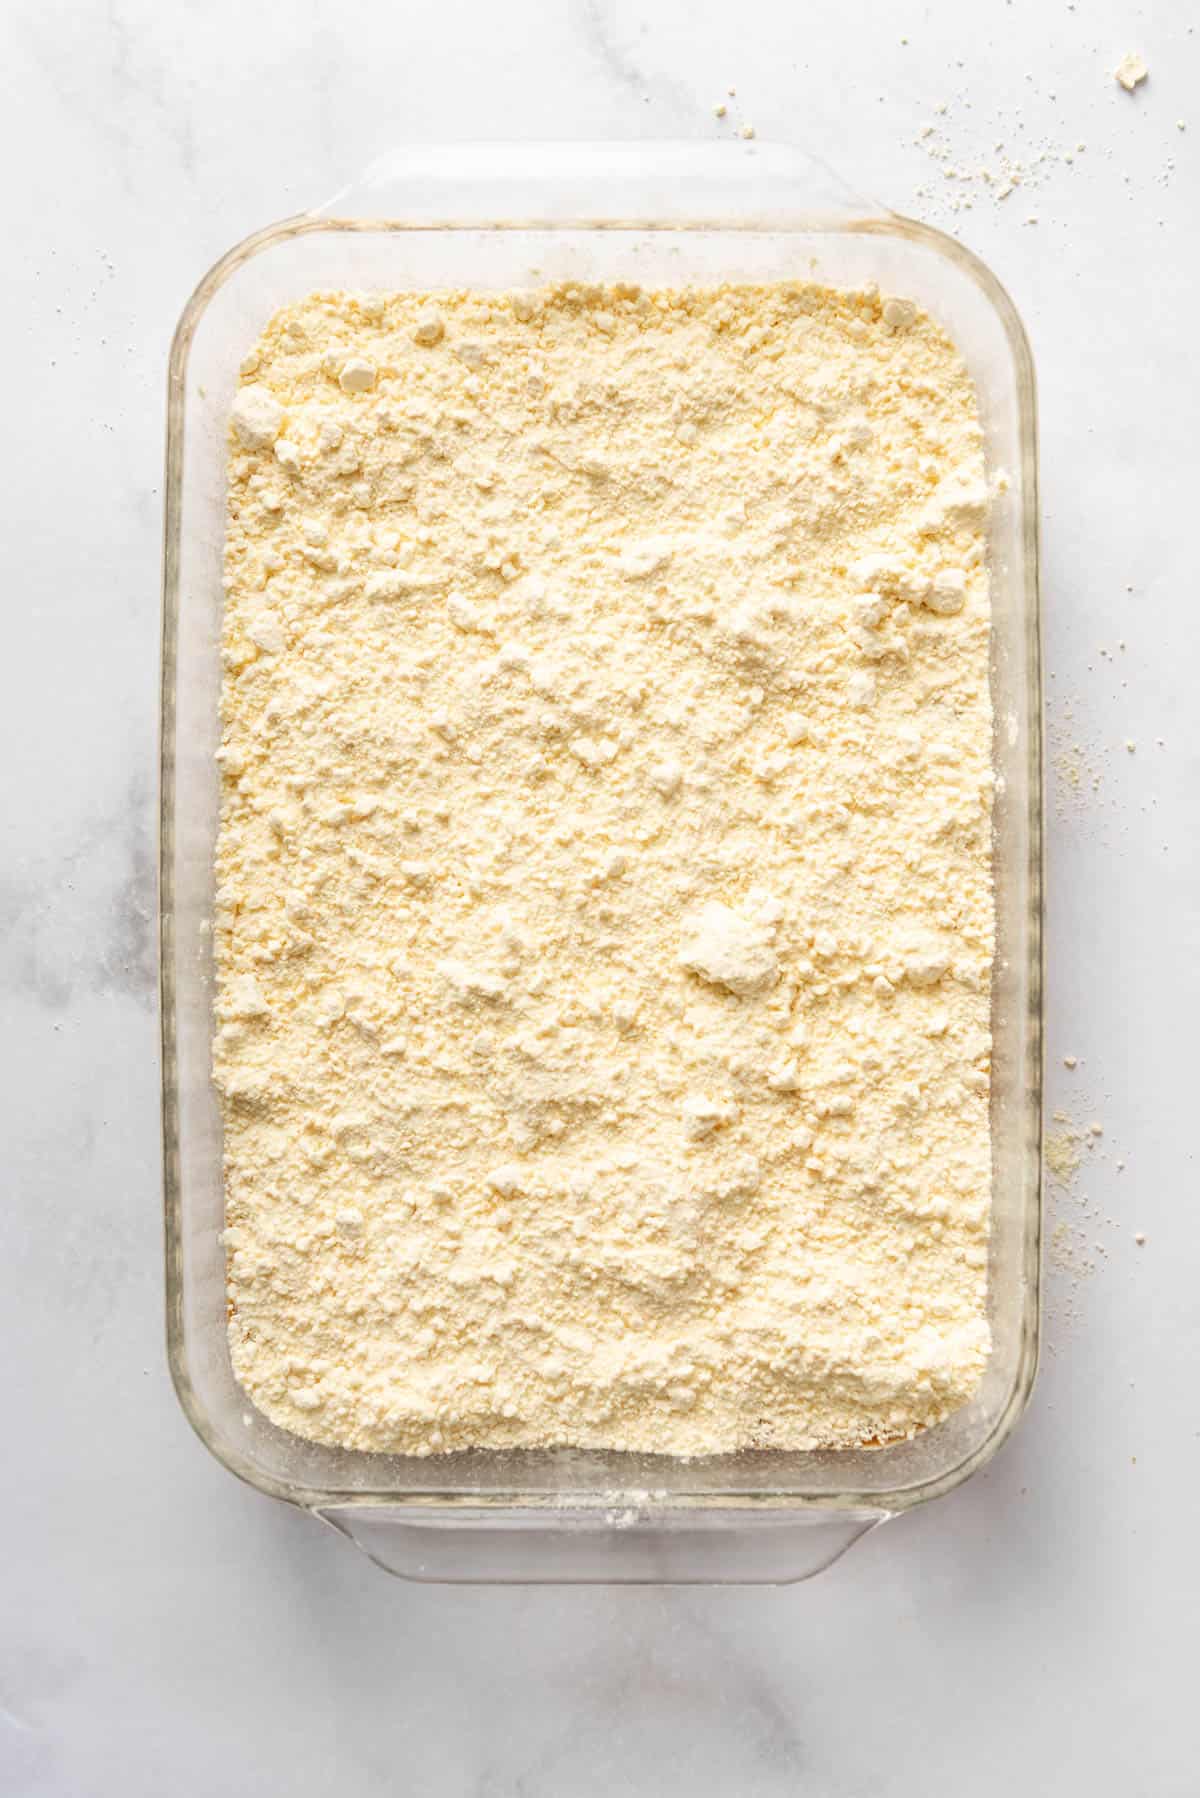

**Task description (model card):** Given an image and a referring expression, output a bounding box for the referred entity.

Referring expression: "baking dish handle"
[313,140,882,227]
[314,1504,886,1585]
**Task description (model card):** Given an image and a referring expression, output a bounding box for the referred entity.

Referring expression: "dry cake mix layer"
[214,280,994,1456]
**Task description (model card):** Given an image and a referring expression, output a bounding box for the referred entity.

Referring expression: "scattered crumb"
[714,103,727,119]
[1046,1121,1084,1187]
[1052,741,1104,812]
[1063,1055,1078,1069]
[1048,1214,1101,1290]
[740,123,756,140]
[1056,744,1084,793]
[1049,701,1112,821]
[1051,1219,1079,1270]
[1046,1108,1107,1188]
[1125,739,1136,752]
[1134,1232,1146,1246]
[908,99,1097,225]
[1043,1100,1129,1343]
[1114,52,1148,92]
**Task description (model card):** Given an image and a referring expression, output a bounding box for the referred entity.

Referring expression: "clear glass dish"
[161,142,1042,1584]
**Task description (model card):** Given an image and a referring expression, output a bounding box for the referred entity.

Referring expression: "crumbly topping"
[214,278,994,1457]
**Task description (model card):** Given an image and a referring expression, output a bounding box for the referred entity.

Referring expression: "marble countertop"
[4,1,1197,1792]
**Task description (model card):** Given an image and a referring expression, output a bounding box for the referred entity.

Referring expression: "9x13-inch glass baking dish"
[161,141,1042,1583]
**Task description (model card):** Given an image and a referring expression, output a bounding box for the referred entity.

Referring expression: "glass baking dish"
[160,141,1041,1584]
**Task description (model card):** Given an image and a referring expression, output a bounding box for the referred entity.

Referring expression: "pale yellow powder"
[214,279,994,1457]
[1046,1127,1084,1188]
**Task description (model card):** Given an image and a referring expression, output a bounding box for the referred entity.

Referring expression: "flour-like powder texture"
[215,279,994,1455]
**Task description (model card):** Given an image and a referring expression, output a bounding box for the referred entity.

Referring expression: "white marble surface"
[3,0,1198,1791]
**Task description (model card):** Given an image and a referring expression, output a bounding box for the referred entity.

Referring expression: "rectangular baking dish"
[161,141,1041,1583]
